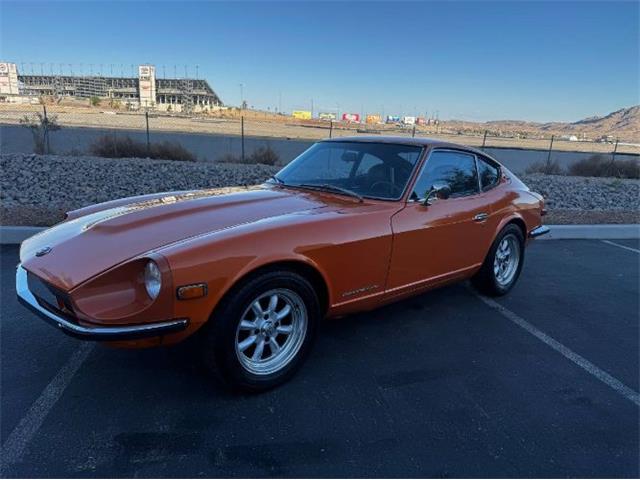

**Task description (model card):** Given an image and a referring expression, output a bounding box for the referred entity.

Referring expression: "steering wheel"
[370,181,402,197]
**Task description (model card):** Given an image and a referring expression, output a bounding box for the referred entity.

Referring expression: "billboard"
[366,114,381,124]
[138,64,156,108]
[403,116,416,125]
[292,110,312,120]
[342,113,360,122]
[0,62,19,95]
[386,115,401,123]
[319,112,336,121]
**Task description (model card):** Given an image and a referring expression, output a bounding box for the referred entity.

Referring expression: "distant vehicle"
[16,137,548,391]
[292,110,312,120]
[342,113,360,122]
[403,116,416,125]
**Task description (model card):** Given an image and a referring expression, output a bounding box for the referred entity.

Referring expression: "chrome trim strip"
[529,226,550,238]
[16,265,188,341]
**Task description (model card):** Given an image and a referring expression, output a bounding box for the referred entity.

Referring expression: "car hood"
[20,186,328,291]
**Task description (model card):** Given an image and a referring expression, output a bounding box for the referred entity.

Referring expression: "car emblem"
[35,246,52,257]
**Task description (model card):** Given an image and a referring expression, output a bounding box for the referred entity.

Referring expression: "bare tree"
[20,106,61,154]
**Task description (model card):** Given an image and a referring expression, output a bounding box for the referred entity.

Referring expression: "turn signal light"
[177,283,208,300]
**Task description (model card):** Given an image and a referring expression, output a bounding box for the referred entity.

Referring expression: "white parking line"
[601,240,640,254]
[1,342,95,469]
[474,293,640,407]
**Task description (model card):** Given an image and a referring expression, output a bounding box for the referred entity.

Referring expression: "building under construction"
[0,62,223,113]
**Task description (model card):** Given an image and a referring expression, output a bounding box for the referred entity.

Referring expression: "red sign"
[342,113,360,122]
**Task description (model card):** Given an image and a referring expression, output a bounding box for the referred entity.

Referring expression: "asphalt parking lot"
[1,239,638,478]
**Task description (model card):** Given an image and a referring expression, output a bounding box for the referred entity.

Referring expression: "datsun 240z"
[17,137,549,391]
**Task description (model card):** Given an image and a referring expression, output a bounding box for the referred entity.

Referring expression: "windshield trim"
[272,141,426,203]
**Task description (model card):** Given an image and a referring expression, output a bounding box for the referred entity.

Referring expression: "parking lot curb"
[538,224,640,240]
[1,226,45,245]
[1,224,639,245]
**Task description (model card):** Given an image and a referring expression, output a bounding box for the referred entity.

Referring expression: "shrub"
[216,145,280,165]
[568,154,640,179]
[247,145,279,165]
[525,159,564,175]
[89,96,101,107]
[89,135,195,161]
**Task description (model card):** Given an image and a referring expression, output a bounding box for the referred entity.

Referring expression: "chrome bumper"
[529,225,550,238]
[16,266,188,341]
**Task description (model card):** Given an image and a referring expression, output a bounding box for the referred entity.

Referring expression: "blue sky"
[1,1,638,122]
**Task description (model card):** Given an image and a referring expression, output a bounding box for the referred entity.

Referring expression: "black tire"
[472,224,525,296]
[201,270,320,392]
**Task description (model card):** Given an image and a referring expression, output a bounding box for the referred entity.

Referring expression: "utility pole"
[311,98,314,117]
[239,83,244,109]
[278,91,282,113]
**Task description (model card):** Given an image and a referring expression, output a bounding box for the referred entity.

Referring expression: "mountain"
[445,106,639,142]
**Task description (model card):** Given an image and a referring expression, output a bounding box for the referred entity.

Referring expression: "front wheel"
[202,270,320,392]
[472,224,525,296]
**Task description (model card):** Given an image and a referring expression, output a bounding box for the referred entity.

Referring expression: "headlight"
[144,261,162,300]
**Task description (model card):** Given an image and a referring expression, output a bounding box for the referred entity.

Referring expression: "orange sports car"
[17,137,548,391]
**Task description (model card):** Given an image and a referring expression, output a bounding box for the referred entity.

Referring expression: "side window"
[477,155,500,191]
[412,150,479,199]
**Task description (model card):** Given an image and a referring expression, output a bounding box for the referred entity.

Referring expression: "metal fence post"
[241,115,245,162]
[329,120,333,138]
[145,111,150,158]
[545,135,554,171]
[482,130,488,150]
[43,105,50,154]
[603,138,620,177]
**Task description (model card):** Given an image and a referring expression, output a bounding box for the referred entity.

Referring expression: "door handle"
[473,212,489,222]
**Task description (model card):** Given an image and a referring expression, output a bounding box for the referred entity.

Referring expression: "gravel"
[1,153,638,226]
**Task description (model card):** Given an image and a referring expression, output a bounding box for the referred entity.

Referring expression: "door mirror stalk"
[423,182,451,206]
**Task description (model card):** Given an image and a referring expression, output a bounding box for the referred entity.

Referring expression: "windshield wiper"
[268,174,285,185]
[297,183,363,202]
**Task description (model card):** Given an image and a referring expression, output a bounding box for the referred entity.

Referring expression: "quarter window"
[477,156,500,191]
[412,150,479,199]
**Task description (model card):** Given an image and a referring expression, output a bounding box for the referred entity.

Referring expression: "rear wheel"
[202,270,320,392]
[472,224,525,296]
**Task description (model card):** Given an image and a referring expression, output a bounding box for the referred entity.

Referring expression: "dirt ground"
[2,104,637,155]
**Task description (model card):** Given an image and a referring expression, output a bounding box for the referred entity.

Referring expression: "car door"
[386,149,497,291]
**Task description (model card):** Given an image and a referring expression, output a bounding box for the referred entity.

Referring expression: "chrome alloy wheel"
[235,288,307,375]
[494,234,521,287]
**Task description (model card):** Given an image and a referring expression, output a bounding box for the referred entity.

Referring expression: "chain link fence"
[1,102,638,175]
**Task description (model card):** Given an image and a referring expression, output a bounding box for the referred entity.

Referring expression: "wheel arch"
[494,213,527,243]
[210,258,331,322]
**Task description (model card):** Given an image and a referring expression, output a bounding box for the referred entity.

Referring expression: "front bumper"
[529,225,550,238]
[16,265,188,341]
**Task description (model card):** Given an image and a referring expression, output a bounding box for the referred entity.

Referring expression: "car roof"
[321,135,492,158]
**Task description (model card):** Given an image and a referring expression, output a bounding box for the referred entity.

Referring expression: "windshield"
[273,141,423,200]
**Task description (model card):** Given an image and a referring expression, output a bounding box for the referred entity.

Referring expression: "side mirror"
[423,182,451,206]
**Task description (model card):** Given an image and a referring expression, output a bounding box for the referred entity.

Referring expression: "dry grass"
[567,154,639,179]
[525,154,639,179]
[89,135,195,161]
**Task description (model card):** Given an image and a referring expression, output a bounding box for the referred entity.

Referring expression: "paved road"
[1,239,638,477]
